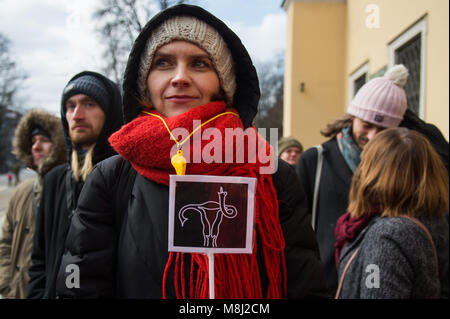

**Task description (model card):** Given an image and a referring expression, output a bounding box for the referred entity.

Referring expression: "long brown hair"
[320,113,353,137]
[348,128,449,218]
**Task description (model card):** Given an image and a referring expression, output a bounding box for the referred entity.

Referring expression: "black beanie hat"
[31,125,51,140]
[61,75,111,113]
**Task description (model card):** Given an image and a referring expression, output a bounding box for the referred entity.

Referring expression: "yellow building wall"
[283,1,347,149]
[346,0,449,139]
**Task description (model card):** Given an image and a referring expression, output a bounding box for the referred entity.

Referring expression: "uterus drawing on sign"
[178,187,238,248]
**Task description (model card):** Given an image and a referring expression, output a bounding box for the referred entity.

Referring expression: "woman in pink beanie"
[348,65,409,129]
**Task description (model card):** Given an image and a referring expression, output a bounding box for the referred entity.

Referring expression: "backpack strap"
[311,144,324,231]
[335,247,360,299]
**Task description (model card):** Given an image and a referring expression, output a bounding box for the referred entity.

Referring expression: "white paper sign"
[168,175,256,254]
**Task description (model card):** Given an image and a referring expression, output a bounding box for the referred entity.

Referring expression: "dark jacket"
[27,71,123,299]
[296,137,353,295]
[0,110,66,298]
[337,215,449,298]
[400,109,449,174]
[56,4,328,299]
[56,157,329,298]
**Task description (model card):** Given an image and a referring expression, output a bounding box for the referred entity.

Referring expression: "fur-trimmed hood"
[12,109,66,177]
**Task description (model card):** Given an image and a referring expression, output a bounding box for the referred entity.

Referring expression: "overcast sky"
[0,0,286,116]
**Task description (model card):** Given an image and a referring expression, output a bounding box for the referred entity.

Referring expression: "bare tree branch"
[254,53,284,140]
[0,32,26,172]
[93,0,192,84]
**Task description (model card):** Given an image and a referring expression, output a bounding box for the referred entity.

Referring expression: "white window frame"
[388,16,427,119]
[348,62,369,103]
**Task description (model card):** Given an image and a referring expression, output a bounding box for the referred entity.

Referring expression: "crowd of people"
[0,4,448,299]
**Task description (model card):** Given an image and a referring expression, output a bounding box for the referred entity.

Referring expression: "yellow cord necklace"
[141,110,239,175]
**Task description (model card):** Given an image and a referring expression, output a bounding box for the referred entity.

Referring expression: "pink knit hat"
[347,64,409,128]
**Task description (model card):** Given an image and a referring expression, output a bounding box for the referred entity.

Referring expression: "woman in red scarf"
[55,4,328,299]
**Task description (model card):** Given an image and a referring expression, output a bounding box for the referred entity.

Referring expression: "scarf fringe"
[162,173,286,299]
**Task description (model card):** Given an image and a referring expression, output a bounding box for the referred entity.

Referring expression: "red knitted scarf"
[334,204,380,268]
[109,101,286,298]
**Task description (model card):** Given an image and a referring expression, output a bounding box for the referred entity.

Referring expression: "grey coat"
[337,215,449,299]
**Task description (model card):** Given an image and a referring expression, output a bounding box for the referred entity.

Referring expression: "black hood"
[400,108,449,173]
[122,4,260,129]
[60,70,124,165]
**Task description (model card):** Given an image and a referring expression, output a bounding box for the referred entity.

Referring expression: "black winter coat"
[400,109,449,174]
[27,71,123,299]
[56,156,329,298]
[296,138,353,295]
[26,164,82,299]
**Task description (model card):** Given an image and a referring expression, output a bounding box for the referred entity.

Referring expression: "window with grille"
[353,74,367,97]
[388,16,426,119]
[348,62,369,102]
[395,34,421,116]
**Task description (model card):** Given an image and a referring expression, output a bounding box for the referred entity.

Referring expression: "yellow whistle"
[171,149,186,175]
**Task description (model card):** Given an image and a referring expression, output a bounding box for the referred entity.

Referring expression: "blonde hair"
[71,145,95,182]
[348,128,449,218]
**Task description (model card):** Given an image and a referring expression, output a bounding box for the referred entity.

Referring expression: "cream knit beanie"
[137,15,236,105]
[347,64,409,128]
